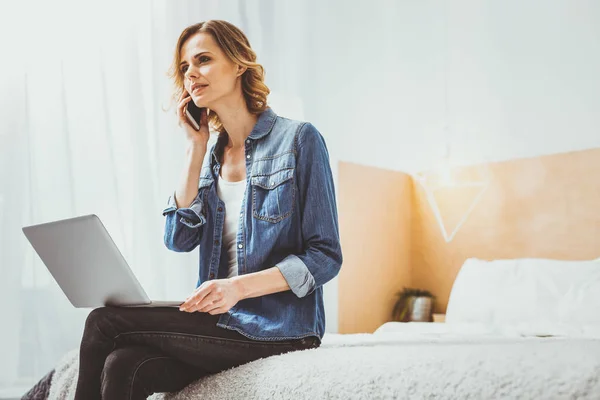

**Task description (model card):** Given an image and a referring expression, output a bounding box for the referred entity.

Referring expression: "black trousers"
[72,306,319,400]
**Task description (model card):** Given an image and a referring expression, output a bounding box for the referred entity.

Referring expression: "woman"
[71,20,343,399]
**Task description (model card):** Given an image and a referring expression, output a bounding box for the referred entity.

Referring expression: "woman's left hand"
[179,279,243,314]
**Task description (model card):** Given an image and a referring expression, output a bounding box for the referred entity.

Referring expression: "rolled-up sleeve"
[162,190,206,252]
[275,122,343,298]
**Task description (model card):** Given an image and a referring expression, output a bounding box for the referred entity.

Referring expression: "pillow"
[445,258,600,335]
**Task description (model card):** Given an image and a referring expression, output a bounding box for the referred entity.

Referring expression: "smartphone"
[185,98,203,131]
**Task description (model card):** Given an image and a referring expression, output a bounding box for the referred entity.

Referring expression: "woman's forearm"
[232,267,291,300]
[175,141,207,208]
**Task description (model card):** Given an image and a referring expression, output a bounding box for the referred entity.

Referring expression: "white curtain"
[0,0,342,394]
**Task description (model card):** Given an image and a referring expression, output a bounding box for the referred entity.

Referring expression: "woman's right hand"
[177,89,210,145]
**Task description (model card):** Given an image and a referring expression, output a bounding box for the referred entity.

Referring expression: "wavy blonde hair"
[166,20,270,135]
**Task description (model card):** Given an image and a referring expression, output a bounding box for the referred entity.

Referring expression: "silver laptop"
[22,214,184,308]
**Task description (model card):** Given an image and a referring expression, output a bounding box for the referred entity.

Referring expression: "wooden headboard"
[338,147,600,334]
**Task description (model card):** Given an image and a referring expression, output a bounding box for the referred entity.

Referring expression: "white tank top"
[216,175,246,278]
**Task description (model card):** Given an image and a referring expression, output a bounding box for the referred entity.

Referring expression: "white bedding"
[48,322,600,400]
[48,257,600,399]
[154,324,600,400]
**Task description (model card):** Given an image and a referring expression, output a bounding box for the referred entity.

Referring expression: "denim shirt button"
[238,243,243,249]
[209,273,215,279]
[218,207,223,212]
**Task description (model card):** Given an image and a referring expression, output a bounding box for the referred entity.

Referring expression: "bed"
[41,257,600,399]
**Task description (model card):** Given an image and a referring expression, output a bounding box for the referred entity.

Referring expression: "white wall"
[309,0,600,172]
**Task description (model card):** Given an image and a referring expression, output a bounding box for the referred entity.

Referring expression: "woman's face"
[179,32,242,109]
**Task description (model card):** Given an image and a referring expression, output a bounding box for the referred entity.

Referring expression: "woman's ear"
[236,65,247,77]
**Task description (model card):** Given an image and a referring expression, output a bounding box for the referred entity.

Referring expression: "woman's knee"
[101,346,204,398]
[101,346,162,399]
[81,306,134,350]
[81,307,117,344]
[84,306,113,329]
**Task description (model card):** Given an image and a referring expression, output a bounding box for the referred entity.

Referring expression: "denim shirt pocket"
[250,153,296,223]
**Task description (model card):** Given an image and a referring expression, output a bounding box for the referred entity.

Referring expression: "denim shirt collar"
[248,106,277,140]
[210,107,277,166]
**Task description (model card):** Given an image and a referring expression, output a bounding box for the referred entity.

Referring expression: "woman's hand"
[179,279,243,315]
[177,89,210,145]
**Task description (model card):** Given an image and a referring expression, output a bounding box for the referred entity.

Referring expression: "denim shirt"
[162,107,343,341]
